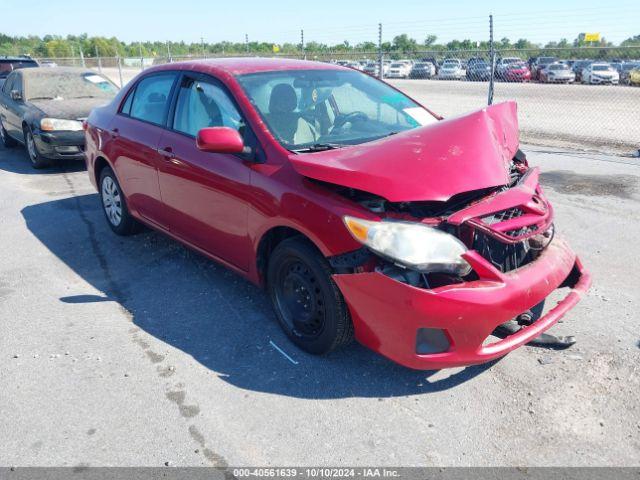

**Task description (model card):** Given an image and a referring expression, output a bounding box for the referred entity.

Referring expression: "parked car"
[502,62,531,82]
[620,62,640,85]
[363,62,379,76]
[0,56,39,89]
[582,63,619,84]
[629,66,640,86]
[39,60,58,68]
[409,62,436,79]
[495,57,522,79]
[0,67,118,168]
[83,58,590,370]
[437,59,465,80]
[465,59,492,81]
[572,60,592,82]
[539,63,575,83]
[386,62,412,78]
[532,57,557,80]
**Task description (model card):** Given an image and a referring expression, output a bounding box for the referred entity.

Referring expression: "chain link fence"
[37,45,640,154]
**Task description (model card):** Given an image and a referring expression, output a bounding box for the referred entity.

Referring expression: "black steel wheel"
[267,237,354,354]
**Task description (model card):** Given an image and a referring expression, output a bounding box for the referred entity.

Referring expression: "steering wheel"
[331,111,369,133]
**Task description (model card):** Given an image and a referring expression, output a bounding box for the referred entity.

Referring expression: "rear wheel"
[99,166,142,236]
[24,127,50,169]
[0,120,17,148]
[267,237,354,355]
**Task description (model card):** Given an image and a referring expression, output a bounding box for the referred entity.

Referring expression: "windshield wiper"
[73,95,98,99]
[28,96,56,100]
[292,143,345,153]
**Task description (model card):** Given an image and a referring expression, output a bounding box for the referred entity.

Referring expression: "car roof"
[151,57,345,77]
[0,56,38,62]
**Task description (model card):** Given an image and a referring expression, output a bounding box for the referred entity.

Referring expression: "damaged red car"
[84,58,591,370]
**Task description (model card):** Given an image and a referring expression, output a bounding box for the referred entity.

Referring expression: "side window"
[172,76,244,137]
[2,73,15,94]
[120,88,134,115]
[129,73,176,125]
[13,74,23,96]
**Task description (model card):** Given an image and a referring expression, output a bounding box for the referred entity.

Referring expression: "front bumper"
[333,237,590,370]
[34,130,85,160]
[590,77,618,84]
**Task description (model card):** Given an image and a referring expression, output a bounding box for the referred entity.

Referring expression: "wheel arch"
[255,225,328,287]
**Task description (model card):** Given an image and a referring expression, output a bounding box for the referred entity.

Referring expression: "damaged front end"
[319,146,589,369]
[326,164,590,368]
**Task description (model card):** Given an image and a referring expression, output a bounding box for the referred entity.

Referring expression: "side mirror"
[10,90,22,101]
[196,127,245,154]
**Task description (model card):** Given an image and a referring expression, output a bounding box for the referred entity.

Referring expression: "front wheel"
[24,127,50,169]
[267,237,354,355]
[99,166,142,236]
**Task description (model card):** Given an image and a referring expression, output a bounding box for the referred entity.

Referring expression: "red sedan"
[84,58,590,370]
[503,62,532,82]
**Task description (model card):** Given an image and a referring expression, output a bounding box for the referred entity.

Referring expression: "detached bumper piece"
[334,237,590,370]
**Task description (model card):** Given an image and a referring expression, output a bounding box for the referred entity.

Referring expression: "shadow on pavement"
[0,144,86,175]
[22,193,498,399]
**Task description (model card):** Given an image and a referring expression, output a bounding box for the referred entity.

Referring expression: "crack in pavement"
[61,167,234,471]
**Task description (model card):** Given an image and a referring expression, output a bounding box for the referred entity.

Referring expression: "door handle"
[109,128,119,138]
[157,146,175,159]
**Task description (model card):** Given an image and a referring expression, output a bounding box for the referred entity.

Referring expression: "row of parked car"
[331,57,640,85]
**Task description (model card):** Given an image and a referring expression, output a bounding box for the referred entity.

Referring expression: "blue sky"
[4,0,638,45]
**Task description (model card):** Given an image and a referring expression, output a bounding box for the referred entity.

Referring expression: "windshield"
[443,61,459,67]
[592,65,610,71]
[549,64,568,70]
[0,60,38,79]
[390,63,403,68]
[26,71,118,100]
[503,58,520,64]
[236,69,437,151]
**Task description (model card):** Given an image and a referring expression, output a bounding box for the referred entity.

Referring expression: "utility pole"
[70,45,75,66]
[488,14,495,105]
[79,47,85,68]
[378,23,383,79]
[95,44,102,73]
[301,29,306,60]
[245,34,249,55]
[166,40,171,62]
[139,42,144,70]
[201,37,205,58]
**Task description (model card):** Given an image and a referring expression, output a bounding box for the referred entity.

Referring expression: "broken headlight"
[343,216,472,276]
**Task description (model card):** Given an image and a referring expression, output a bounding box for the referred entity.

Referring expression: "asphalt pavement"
[1,141,639,467]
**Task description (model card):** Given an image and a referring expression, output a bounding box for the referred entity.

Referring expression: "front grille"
[482,207,524,225]
[472,231,533,273]
[505,225,538,238]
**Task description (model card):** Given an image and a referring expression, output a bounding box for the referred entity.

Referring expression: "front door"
[156,73,252,271]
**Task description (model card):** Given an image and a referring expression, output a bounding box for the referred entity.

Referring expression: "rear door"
[107,72,178,228]
[155,72,253,270]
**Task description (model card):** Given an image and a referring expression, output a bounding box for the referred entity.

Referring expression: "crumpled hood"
[289,101,519,202]
[29,97,111,120]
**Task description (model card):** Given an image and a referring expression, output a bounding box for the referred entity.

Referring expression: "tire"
[0,119,17,148]
[99,166,142,236]
[24,127,50,169]
[267,237,354,355]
